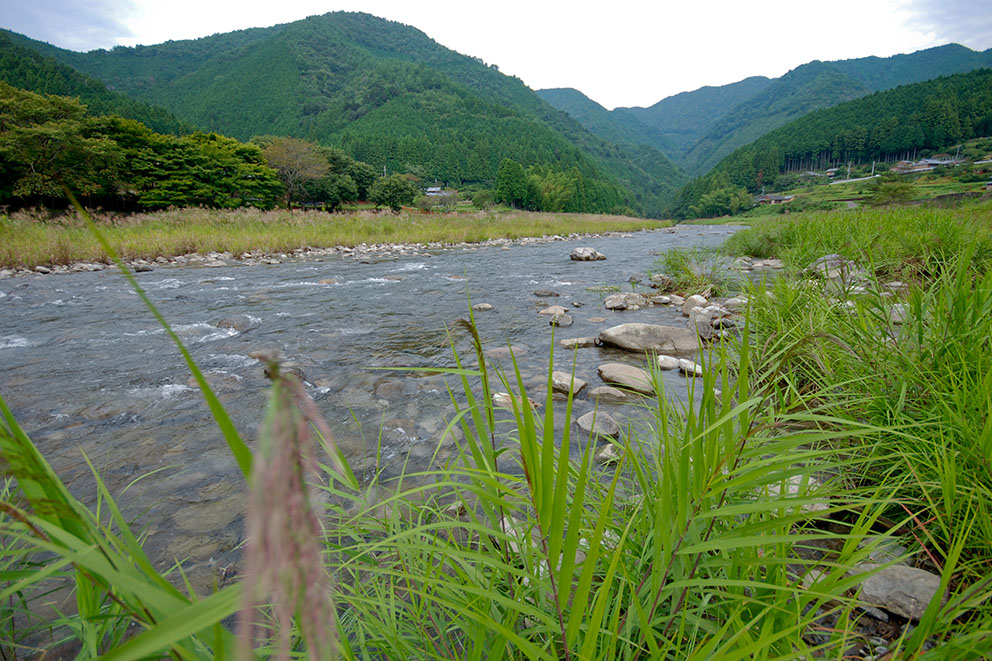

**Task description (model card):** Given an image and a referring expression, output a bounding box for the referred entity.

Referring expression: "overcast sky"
[2,0,990,109]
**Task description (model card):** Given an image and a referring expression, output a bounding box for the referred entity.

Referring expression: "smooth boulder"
[570,247,606,261]
[852,564,944,621]
[560,336,597,350]
[575,411,620,439]
[597,363,654,395]
[589,386,632,403]
[599,323,699,354]
[552,371,587,395]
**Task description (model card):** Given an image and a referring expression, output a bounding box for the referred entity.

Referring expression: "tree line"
[0,82,402,212]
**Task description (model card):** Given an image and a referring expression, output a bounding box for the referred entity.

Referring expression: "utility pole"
[871,160,875,176]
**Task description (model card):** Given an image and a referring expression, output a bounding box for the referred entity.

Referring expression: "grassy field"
[3,201,992,657]
[0,206,664,269]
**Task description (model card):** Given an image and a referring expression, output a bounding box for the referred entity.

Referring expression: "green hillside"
[541,44,992,178]
[678,45,992,176]
[0,32,186,134]
[672,67,992,218]
[678,62,871,175]
[4,13,686,216]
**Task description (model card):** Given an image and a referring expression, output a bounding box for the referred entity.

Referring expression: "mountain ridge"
[540,43,992,176]
[1,13,686,216]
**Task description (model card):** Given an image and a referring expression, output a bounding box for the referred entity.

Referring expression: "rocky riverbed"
[1,224,740,594]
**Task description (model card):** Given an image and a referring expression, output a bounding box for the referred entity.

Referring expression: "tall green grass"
[724,199,992,281]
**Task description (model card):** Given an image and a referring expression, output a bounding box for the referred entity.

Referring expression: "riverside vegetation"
[2,200,992,657]
[0,207,660,271]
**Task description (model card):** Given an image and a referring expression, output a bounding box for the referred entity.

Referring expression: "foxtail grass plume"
[238,364,337,660]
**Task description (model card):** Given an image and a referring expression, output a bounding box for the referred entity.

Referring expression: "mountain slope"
[678,61,872,175]
[536,87,678,154]
[671,67,992,218]
[5,13,686,216]
[0,32,186,134]
[618,77,773,158]
[541,44,992,177]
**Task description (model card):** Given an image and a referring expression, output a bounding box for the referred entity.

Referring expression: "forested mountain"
[2,13,686,216]
[541,44,992,177]
[536,87,678,155]
[671,67,992,218]
[678,62,872,175]
[0,32,186,134]
[617,77,773,159]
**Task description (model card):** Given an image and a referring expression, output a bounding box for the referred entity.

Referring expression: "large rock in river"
[597,363,654,395]
[599,323,699,354]
[570,247,606,261]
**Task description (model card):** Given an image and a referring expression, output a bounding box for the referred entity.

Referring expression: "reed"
[0,206,662,269]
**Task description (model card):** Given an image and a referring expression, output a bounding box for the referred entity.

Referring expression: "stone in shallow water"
[538,305,568,316]
[599,323,698,354]
[682,294,708,316]
[560,336,597,349]
[551,370,587,394]
[570,247,606,261]
[575,411,620,439]
[657,355,679,370]
[678,358,703,377]
[472,303,493,311]
[597,363,654,395]
[850,564,944,621]
[549,312,573,327]
[595,443,622,464]
[589,386,633,403]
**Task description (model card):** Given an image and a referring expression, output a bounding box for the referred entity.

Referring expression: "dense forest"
[0,33,186,135]
[0,82,285,209]
[670,68,992,218]
[0,13,685,217]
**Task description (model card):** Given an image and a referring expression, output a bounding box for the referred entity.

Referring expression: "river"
[0,224,738,592]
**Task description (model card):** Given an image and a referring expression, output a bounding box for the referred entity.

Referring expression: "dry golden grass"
[0,207,664,268]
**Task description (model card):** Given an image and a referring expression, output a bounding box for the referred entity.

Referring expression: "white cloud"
[904,0,992,50]
[0,0,136,51]
[1,0,983,107]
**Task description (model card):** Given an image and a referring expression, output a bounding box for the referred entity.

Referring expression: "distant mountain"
[541,44,992,177]
[671,67,992,218]
[536,87,678,154]
[0,32,186,134]
[2,14,686,216]
[618,77,773,159]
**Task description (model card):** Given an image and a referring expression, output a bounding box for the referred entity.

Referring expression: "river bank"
[0,206,666,271]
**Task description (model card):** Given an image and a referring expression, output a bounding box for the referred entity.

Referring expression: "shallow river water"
[0,224,738,591]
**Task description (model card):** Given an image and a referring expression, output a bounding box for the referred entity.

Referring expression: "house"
[425,186,444,197]
[755,194,795,205]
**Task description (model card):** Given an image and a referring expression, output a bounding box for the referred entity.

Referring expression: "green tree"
[348,161,377,200]
[0,83,121,201]
[495,158,527,208]
[869,174,914,206]
[369,174,418,212]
